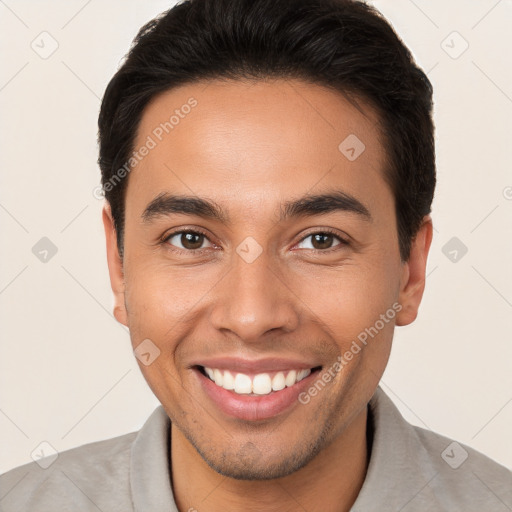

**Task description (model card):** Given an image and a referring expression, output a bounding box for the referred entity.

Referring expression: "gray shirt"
[1,386,510,511]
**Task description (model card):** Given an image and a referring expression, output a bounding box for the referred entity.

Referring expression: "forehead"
[127,79,390,220]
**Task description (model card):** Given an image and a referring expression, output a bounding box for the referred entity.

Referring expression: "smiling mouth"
[196,365,322,396]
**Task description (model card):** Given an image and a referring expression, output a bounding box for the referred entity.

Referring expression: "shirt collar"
[130,405,177,511]
[351,386,441,511]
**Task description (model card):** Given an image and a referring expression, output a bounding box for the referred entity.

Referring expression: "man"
[1,0,510,510]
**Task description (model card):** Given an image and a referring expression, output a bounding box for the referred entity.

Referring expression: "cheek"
[298,263,399,328]
[290,265,400,378]
[122,267,179,346]
[122,261,225,358]
[124,263,201,318]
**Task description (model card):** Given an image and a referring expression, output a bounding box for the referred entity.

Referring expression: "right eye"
[164,230,214,252]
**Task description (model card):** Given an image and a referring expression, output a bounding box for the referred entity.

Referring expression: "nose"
[209,250,300,342]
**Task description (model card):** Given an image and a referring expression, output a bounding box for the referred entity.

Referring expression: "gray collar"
[351,387,441,511]
[130,405,177,511]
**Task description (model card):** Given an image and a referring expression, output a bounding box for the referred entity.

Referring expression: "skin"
[103,78,432,512]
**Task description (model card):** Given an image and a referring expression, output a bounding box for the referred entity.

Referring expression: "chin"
[194,437,326,481]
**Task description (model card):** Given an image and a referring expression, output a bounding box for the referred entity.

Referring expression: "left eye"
[296,232,345,251]
[166,231,213,251]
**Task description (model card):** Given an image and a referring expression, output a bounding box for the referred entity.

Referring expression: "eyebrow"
[279,191,372,222]
[141,191,372,224]
[142,193,228,223]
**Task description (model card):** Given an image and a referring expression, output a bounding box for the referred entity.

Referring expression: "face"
[104,79,431,480]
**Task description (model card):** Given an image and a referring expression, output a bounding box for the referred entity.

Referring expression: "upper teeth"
[204,367,312,395]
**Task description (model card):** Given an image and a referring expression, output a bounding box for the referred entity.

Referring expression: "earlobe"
[395,216,433,327]
[102,204,128,327]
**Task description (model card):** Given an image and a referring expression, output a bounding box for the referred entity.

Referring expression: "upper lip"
[191,357,322,374]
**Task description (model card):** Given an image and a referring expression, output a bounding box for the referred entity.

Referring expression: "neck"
[171,405,370,512]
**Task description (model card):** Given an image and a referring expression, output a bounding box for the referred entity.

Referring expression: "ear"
[395,215,433,326]
[102,203,128,326]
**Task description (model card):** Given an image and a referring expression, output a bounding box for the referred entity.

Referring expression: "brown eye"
[166,231,212,251]
[312,233,334,250]
[296,232,345,251]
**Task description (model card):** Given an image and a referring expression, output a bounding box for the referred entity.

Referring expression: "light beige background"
[0,0,511,474]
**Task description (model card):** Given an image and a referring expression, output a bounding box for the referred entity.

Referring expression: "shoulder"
[0,431,137,512]
[359,387,512,511]
[412,423,512,509]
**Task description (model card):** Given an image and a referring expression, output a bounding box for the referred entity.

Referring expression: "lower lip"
[194,368,320,421]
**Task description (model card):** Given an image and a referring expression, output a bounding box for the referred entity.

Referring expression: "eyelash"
[161,228,349,255]
[161,228,216,254]
[295,228,350,253]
